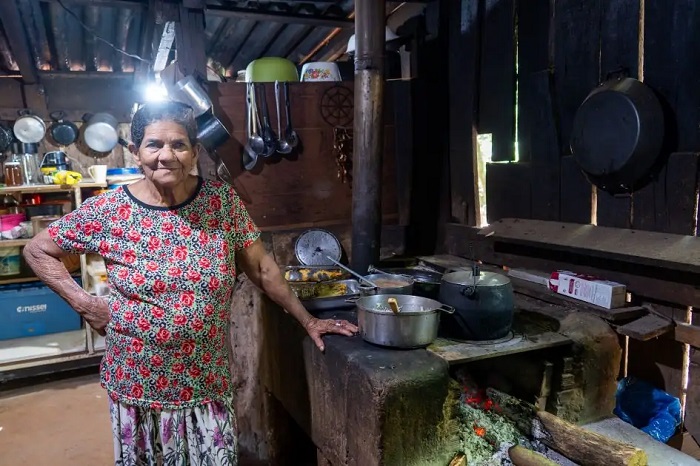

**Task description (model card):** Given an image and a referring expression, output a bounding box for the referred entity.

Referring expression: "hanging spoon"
[275,81,292,154]
[248,83,265,156]
[283,81,299,148]
[257,83,277,157]
[242,84,258,170]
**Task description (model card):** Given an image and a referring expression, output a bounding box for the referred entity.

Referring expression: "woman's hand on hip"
[303,318,358,352]
[77,295,111,336]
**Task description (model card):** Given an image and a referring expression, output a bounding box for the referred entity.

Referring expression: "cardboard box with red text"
[549,270,626,309]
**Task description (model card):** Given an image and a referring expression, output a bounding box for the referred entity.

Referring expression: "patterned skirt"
[109,397,238,466]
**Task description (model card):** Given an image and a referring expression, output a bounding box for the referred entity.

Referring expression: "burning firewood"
[509,445,559,466]
[486,388,648,466]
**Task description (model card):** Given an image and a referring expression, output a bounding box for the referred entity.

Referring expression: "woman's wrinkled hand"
[304,317,358,352]
[79,295,111,336]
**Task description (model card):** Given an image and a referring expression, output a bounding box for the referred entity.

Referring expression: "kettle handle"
[439,304,455,314]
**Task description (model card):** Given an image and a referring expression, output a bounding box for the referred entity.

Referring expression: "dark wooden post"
[351,0,386,274]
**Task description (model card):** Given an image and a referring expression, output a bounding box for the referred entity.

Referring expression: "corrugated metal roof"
[0,0,360,79]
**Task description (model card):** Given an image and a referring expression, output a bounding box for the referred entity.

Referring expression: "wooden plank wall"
[444,0,700,443]
[207,81,400,231]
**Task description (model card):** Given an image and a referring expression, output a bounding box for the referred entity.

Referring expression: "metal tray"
[300,279,360,312]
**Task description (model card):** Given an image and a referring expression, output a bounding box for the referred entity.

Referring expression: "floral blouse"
[48,178,260,410]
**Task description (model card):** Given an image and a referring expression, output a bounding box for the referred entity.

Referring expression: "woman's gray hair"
[130,101,198,149]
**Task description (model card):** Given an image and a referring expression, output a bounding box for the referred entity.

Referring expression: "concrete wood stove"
[260,264,623,465]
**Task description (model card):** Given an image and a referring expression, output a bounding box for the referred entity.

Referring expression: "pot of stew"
[362,273,414,295]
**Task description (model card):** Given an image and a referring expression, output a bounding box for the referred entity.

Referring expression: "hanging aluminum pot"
[438,265,515,341]
[13,110,46,144]
[83,112,119,153]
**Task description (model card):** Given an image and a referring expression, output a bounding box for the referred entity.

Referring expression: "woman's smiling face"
[131,120,197,188]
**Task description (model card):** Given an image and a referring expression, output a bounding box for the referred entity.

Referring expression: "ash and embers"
[455,370,577,466]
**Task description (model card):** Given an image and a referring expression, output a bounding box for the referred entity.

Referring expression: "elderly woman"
[23,101,358,466]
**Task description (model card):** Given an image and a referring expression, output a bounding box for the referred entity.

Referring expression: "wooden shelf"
[0,238,31,248]
[0,182,106,194]
[0,276,40,286]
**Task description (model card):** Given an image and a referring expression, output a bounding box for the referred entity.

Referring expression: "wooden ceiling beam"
[0,1,39,84]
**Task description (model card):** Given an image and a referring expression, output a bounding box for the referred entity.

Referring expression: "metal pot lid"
[294,229,342,266]
[442,270,511,287]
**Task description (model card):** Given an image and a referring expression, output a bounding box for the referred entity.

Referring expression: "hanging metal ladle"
[325,255,378,287]
[275,81,292,154]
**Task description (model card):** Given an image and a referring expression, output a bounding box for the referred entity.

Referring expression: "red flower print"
[189,212,201,223]
[95,197,107,207]
[181,339,196,356]
[210,195,222,210]
[207,218,220,229]
[222,379,229,391]
[137,317,151,332]
[162,221,174,233]
[146,261,159,272]
[188,366,202,378]
[117,204,132,220]
[180,387,194,402]
[167,267,182,278]
[84,221,102,235]
[186,269,202,283]
[130,384,144,398]
[141,217,153,229]
[116,366,125,380]
[219,263,229,274]
[178,225,192,238]
[124,310,135,322]
[151,354,163,367]
[205,373,216,386]
[148,236,162,251]
[104,371,111,383]
[127,230,142,242]
[131,338,143,353]
[204,304,215,316]
[138,365,151,378]
[99,241,110,255]
[191,318,204,332]
[155,328,171,344]
[117,268,129,280]
[123,250,137,264]
[216,357,225,367]
[208,277,221,291]
[48,225,59,237]
[222,242,230,255]
[126,357,136,368]
[152,307,165,319]
[150,401,162,410]
[198,230,209,245]
[111,227,124,237]
[156,375,169,390]
[208,325,218,340]
[132,272,146,286]
[199,257,211,269]
[173,314,187,326]
[173,246,188,261]
[180,291,195,307]
[172,363,186,374]
[65,229,77,241]
[202,352,212,364]
[153,280,167,294]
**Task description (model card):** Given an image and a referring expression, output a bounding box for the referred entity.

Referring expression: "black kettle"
[437,264,515,341]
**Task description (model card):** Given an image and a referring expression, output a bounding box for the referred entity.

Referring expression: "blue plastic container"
[0,279,82,341]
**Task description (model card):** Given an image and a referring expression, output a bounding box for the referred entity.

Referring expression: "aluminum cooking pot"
[353,294,454,348]
[83,112,119,153]
[438,267,515,341]
[362,273,414,295]
[13,110,46,144]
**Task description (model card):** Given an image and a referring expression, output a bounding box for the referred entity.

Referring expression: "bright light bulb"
[144,82,168,102]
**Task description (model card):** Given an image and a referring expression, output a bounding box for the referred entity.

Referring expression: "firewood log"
[508,445,559,466]
[448,452,466,466]
[486,388,648,466]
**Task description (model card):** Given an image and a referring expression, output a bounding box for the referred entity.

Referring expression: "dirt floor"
[0,370,112,466]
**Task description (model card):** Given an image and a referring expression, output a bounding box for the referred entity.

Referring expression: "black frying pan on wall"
[570,75,665,195]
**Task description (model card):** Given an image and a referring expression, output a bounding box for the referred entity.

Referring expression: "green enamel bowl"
[245,57,299,83]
